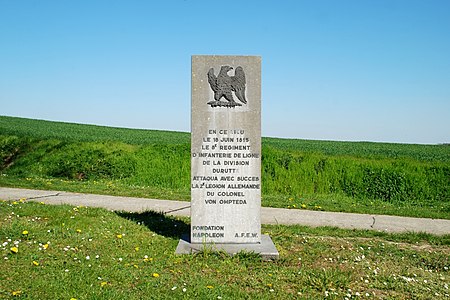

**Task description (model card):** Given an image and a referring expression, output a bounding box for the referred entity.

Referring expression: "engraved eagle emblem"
[207,66,247,107]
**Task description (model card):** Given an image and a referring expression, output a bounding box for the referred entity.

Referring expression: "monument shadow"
[116,210,189,240]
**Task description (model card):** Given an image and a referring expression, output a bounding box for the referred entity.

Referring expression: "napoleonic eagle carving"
[207,66,247,107]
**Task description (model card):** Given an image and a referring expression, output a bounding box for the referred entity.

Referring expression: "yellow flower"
[116,234,123,239]
[100,281,108,287]
[134,246,139,251]
[206,285,214,289]
[152,273,160,278]
[22,230,29,235]
[76,229,82,233]
[11,290,22,296]
[33,261,39,266]
[267,283,273,287]
[301,204,307,209]
[70,298,77,300]
[12,201,18,205]
[43,244,49,250]
[10,247,19,254]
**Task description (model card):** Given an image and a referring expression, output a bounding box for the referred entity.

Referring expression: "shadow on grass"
[116,210,189,240]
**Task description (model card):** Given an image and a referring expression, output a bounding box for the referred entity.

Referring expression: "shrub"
[42,142,136,180]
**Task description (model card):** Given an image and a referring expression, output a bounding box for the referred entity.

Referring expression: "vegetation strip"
[1,116,449,220]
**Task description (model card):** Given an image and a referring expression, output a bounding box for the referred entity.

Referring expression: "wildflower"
[85,256,90,260]
[135,246,139,252]
[171,286,177,291]
[43,243,49,250]
[152,273,160,278]
[11,290,22,296]
[76,229,82,233]
[207,285,214,289]
[10,247,19,254]
[101,281,108,287]
[301,204,307,209]
[33,261,39,266]
[116,234,123,239]
[22,230,29,235]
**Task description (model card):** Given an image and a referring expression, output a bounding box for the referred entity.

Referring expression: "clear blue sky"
[1,0,449,144]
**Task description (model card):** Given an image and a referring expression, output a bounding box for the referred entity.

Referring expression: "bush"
[41,142,136,180]
[261,145,449,204]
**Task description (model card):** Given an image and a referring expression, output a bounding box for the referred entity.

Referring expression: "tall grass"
[0,115,189,145]
[261,146,449,203]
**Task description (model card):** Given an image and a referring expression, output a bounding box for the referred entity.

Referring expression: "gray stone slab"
[175,234,279,260]
[191,55,262,244]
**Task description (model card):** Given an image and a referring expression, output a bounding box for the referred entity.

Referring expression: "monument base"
[175,234,279,260]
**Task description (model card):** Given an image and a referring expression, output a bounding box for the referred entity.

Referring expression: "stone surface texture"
[191,56,262,244]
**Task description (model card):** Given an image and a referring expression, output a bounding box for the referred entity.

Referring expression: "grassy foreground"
[1,200,449,299]
[1,116,449,219]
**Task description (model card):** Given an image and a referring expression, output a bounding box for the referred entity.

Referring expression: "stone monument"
[176,55,278,259]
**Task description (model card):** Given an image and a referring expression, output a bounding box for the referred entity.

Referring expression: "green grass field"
[1,115,449,219]
[1,200,449,299]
